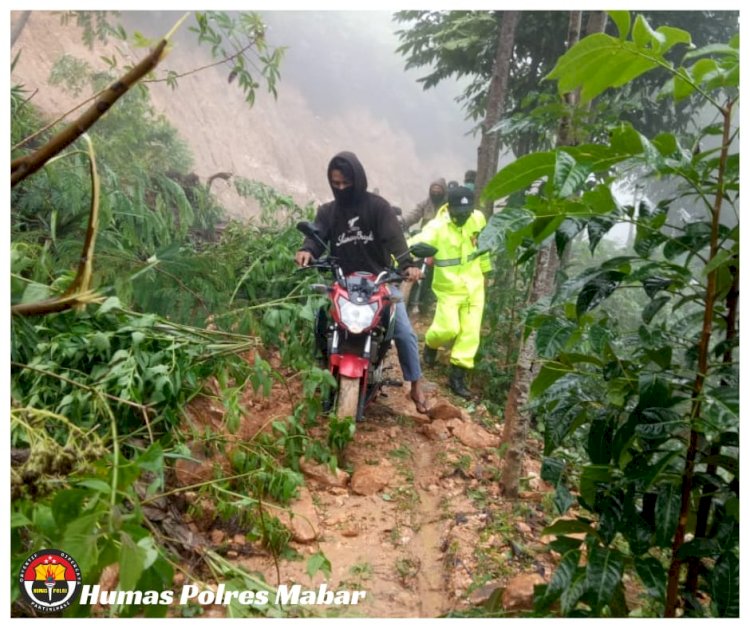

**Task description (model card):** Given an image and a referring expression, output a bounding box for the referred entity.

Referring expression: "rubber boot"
[423,345,437,368]
[449,365,472,399]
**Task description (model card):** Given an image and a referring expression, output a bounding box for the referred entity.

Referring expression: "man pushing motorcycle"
[294,151,429,414]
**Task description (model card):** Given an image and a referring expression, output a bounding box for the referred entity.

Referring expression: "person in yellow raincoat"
[408,186,491,398]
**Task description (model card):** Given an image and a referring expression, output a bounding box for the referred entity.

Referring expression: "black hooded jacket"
[300,151,415,275]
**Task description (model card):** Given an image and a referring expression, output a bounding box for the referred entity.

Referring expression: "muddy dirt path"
[230,353,514,617]
[408,440,452,616]
[177,344,555,618]
[233,396,450,616]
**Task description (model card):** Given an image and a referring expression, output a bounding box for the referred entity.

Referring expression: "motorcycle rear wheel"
[336,375,361,420]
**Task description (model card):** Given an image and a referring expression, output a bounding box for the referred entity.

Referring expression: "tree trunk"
[499,242,558,497]
[664,98,734,617]
[11,11,31,48]
[475,11,519,218]
[499,332,533,496]
[585,11,608,37]
[557,12,582,147]
[558,11,607,147]
[499,10,605,497]
[684,256,738,603]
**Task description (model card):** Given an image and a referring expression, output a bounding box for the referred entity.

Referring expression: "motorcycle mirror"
[409,242,438,259]
[296,221,328,251]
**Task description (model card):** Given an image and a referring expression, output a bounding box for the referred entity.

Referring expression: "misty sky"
[259,11,479,172]
[119,9,482,197]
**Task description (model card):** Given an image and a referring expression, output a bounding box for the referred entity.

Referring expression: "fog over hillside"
[11,10,478,218]
[259,11,477,164]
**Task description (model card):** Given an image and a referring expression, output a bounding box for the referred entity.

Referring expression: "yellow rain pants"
[409,208,491,369]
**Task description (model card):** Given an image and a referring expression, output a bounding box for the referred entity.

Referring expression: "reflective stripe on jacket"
[408,208,490,296]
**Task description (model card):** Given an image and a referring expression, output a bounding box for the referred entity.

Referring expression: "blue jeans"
[390,286,421,382]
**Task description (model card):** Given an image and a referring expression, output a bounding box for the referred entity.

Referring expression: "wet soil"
[173,323,557,618]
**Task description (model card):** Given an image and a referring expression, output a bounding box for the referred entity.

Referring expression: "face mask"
[430,193,445,206]
[449,208,471,227]
[332,186,356,206]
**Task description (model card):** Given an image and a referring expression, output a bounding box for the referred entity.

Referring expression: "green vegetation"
[9,9,739,620]
[10,13,331,619]
[479,12,738,618]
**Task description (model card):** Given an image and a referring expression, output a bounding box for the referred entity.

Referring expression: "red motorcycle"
[297,221,436,421]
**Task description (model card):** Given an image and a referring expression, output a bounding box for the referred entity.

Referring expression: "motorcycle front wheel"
[336,375,361,420]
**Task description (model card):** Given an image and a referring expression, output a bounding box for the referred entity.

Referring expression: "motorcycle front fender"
[331,354,369,378]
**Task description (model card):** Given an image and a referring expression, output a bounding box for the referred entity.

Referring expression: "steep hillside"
[11,11,470,219]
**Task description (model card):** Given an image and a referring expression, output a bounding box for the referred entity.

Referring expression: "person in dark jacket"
[295,151,428,413]
[402,178,446,316]
[403,178,447,231]
[463,169,476,191]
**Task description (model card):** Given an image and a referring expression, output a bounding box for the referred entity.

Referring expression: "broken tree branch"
[11,38,169,187]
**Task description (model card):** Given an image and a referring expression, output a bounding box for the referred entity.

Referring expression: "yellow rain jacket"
[409,207,491,369]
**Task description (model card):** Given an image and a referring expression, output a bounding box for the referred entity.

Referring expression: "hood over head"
[327,151,368,206]
[428,177,447,206]
[429,177,447,194]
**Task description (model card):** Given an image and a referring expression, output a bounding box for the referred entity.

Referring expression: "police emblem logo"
[18,549,82,612]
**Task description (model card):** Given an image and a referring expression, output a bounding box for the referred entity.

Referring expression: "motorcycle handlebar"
[296,257,335,271]
[375,270,405,286]
[296,258,405,286]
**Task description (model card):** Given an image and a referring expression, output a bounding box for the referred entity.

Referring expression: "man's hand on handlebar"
[295,250,313,267]
[403,266,423,283]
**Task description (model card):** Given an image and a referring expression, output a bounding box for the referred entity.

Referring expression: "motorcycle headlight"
[336,296,378,333]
